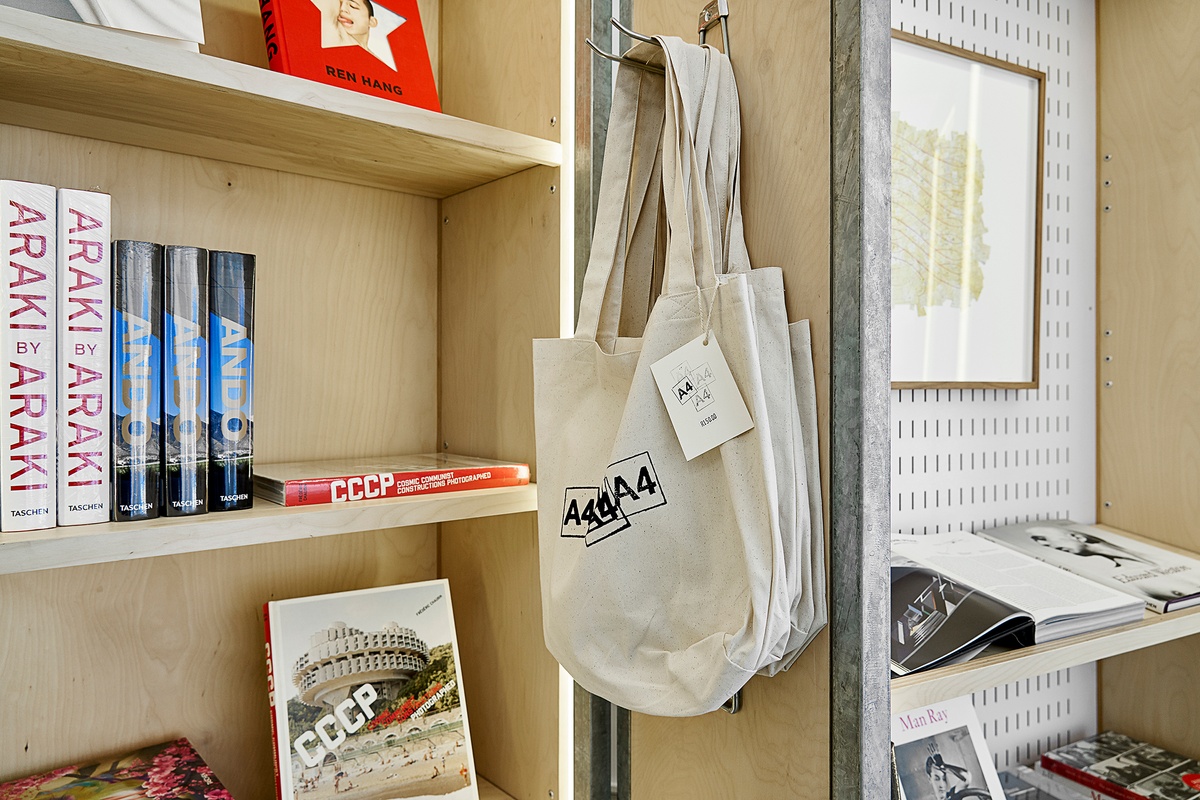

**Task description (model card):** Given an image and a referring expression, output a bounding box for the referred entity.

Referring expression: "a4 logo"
[671,359,716,412]
[560,451,666,546]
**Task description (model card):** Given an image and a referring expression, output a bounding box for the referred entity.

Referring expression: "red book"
[254,453,530,506]
[1040,731,1200,800]
[259,0,440,111]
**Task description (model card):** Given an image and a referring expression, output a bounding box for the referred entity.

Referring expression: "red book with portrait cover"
[259,0,440,111]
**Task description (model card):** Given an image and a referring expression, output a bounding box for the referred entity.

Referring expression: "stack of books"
[0,178,255,529]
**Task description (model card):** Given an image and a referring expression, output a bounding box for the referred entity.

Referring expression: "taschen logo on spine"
[559,451,666,546]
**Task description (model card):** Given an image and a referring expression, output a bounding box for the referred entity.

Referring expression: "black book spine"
[164,246,208,517]
[209,250,255,512]
[111,240,163,522]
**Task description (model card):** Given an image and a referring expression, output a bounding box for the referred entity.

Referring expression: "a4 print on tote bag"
[533,36,825,717]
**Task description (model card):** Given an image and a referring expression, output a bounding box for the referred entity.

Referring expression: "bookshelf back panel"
[1097,0,1200,758]
[0,122,440,463]
[1096,0,1200,554]
[439,166,563,796]
[440,0,560,142]
[0,526,439,797]
[627,1,832,798]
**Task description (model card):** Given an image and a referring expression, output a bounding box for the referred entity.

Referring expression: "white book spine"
[57,188,111,525]
[1,180,57,531]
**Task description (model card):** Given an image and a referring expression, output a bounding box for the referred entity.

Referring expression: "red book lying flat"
[254,453,530,506]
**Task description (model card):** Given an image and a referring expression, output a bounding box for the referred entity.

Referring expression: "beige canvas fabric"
[534,36,823,716]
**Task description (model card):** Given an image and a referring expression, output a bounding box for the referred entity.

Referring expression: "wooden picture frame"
[890,30,1046,389]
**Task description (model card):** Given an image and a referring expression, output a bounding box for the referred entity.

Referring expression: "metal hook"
[697,0,731,59]
[722,689,742,714]
[584,37,665,75]
[612,16,656,46]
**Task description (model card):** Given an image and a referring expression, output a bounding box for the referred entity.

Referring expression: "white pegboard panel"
[890,0,1099,767]
[890,0,1097,537]
[973,666,1098,770]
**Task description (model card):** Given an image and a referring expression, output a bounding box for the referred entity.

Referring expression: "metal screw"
[1104,381,1114,388]
[550,185,557,194]
[443,217,450,225]
[1104,355,1113,362]
[550,116,557,127]
[1104,501,1112,508]
[703,9,712,21]
[1103,179,1112,187]
[443,441,449,449]
[1103,205,1112,212]
[1104,329,1113,337]
[1104,153,1113,161]
[548,793,555,799]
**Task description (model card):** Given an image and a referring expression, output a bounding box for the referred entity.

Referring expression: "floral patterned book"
[0,739,230,800]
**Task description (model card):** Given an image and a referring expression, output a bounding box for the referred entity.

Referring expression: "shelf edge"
[0,484,537,576]
[891,605,1200,713]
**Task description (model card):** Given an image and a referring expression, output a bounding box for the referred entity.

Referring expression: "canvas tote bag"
[646,37,827,673]
[534,38,796,716]
[672,36,827,675]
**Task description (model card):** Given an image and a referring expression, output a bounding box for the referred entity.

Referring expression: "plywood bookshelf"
[0,1,565,798]
[0,5,561,197]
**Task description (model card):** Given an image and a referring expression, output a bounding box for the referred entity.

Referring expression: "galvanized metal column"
[574,0,627,798]
[830,0,892,797]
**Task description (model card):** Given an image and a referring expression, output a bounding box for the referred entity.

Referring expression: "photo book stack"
[0,178,256,530]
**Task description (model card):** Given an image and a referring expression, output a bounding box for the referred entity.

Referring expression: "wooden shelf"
[479,776,516,800]
[0,484,537,575]
[891,604,1200,713]
[0,6,561,198]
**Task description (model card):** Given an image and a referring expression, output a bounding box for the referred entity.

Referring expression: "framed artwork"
[890,30,1045,389]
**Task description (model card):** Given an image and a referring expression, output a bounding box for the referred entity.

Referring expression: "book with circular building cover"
[264,579,478,800]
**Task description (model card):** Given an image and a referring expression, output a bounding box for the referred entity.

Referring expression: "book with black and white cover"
[56,188,110,526]
[208,250,253,512]
[111,240,162,522]
[892,695,1005,800]
[1041,731,1200,800]
[978,520,1200,614]
[1,179,57,531]
[891,531,1145,676]
[263,579,479,800]
[163,245,207,517]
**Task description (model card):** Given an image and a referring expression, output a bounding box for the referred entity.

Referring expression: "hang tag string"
[698,278,722,345]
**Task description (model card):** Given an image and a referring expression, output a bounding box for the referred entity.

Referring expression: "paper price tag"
[650,332,753,460]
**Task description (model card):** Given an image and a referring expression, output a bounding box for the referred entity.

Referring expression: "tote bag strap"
[574,43,667,349]
[659,37,724,301]
[707,49,752,276]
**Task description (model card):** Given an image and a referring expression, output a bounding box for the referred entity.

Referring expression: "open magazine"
[891,531,1145,676]
[977,520,1200,614]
